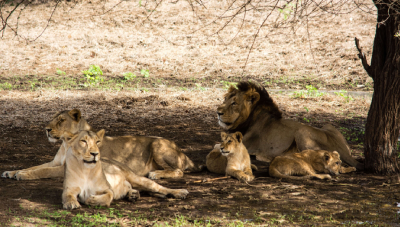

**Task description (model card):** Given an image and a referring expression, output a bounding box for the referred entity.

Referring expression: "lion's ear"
[234,132,243,143]
[248,91,260,105]
[68,109,81,121]
[221,132,227,140]
[227,85,237,94]
[97,129,106,140]
[324,152,331,161]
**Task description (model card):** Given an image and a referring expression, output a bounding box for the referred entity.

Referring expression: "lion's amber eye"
[336,162,340,165]
[228,140,232,143]
[80,140,87,144]
[231,102,236,106]
[96,141,101,144]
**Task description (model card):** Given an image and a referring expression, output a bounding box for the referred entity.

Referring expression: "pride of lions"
[2,81,361,210]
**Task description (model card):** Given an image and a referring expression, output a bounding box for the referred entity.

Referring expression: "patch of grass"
[140,69,150,78]
[0,82,13,90]
[82,65,104,87]
[122,72,136,81]
[293,85,324,98]
[56,69,66,76]
[221,81,238,89]
[335,90,354,102]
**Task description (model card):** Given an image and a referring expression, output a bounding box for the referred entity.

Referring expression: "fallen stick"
[188,176,231,184]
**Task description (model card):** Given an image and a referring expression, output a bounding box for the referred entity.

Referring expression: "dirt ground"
[1,0,400,226]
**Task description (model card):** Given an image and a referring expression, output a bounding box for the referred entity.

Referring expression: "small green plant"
[123,72,136,81]
[278,2,296,20]
[293,85,324,98]
[140,69,150,78]
[0,82,13,90]
[304,106,309,113]
[28,81,36,90]
[195,83,206,91]
[334,90,354,102]
[303,117,310,123]
[82,65,104,87]
[56,68,66,75]
[221,81,238,89]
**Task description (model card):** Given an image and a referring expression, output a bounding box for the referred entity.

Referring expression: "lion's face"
[217,87,260,130]
[63,130,105,168]
[219,131,243,156]
[323,151,341,175]
[45,109,82,143]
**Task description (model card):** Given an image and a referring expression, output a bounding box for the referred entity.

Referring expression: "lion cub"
[206,132,255,182]
[61,130,189,210]
[269,149,356,180]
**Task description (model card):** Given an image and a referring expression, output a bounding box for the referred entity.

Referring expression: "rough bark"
[359,0,400,174]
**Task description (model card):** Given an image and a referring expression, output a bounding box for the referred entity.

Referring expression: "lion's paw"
[14,171,35,180]
[127,189,140,202]
[148,172,160,180]
[1,171,17,179]
[238,174,254,182]
[172,189,189,199]
[63,200,81,210]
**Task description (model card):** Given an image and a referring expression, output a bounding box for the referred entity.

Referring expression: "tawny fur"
[2,109,200,180]
[216,81,363,170]
[62,130,189,210]
[206,132,255,182]
[269,149,356,180]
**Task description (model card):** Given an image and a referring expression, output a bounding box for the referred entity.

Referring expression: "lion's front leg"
[14,165,65,180]
[3,146,66,180]
[62,187,81,210]
[2,162,54,179]
[340,166,356,174]
[126,173,189,199]
[85,189,113,207]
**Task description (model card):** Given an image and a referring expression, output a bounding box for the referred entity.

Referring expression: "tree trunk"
[362,0,400,174]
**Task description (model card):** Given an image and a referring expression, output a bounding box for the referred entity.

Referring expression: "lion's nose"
[91,152,99,158]
[46,128,52,133]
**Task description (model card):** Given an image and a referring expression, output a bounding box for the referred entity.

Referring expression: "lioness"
[217,81,364,170]
[2,109,200,180]
[61,130,188,210]
[206,132,255,182]
[269,149,356,180]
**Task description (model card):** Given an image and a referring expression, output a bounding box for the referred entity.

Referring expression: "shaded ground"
[0,89,399,226]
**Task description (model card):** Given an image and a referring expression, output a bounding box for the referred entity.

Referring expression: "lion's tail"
[251,164,258,171]
[322,124,364,171]
[184,155,204,172]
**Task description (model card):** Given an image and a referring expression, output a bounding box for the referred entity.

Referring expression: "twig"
[354,37,373,79]
[188,176,231,184]
[31,0,62,42]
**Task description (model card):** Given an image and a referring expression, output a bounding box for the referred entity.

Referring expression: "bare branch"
[355,37,373,79]
[31,0,61,42]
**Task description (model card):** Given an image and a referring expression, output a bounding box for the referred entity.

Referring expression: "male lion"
[206,132,255,182]
[2,109,200,180]
[216,81,364,170]
[269,149,356,180]
[61,130,188,210]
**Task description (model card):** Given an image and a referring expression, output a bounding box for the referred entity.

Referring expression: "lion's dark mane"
[236,81,282,120]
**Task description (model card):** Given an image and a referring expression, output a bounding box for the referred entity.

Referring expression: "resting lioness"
[2,109,200,180]
[206,132,255,182]
[269,149,356,180]
[217,81,364,170]
[61,130,189,210]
